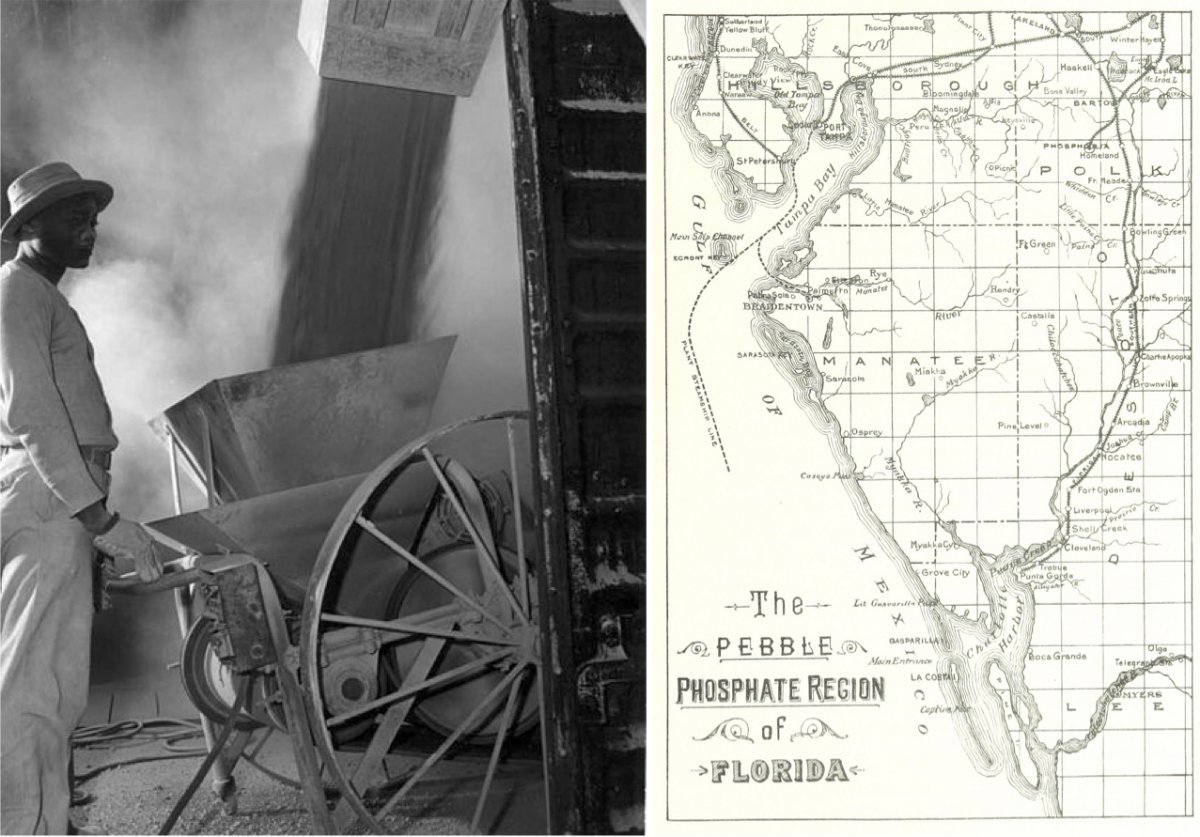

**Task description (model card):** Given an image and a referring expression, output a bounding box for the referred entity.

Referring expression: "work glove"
[93,517,163,583]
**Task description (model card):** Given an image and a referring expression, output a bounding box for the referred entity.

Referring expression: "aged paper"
[649,1,1194,831]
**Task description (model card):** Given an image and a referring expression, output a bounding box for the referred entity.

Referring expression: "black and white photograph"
[0,1,647,833]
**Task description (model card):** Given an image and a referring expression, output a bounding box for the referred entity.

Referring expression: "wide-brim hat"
[1,161,113,243]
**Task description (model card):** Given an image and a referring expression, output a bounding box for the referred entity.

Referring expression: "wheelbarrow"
[111,336,547,834]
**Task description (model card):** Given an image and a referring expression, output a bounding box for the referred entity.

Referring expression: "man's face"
[24,194,100,269]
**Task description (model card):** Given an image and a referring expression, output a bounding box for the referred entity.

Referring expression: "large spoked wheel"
[300,412,547,834]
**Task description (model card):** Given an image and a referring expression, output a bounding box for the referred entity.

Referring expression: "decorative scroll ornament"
[790,717,848,740]
[694,717,754,743]
[676,641,711,657]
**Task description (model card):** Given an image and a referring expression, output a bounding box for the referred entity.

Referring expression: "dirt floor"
[71,727,546,835]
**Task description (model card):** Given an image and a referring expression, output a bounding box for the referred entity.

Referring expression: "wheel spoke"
[333,639,447,831]
[376,662,529,821]
[444,457,501,588]
[408,484,443,554]
[320,612,521,646]
[506,418,531,616]
[470,666,530,833]
[326,648,512,728]
[355,514,515,638]
[378,602,459,626]
[324,601,458,626]
[420,448,531,627]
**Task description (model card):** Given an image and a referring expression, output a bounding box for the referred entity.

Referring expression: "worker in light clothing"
[1,162,163,834]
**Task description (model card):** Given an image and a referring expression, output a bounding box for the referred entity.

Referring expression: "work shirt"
[0,259,117,515]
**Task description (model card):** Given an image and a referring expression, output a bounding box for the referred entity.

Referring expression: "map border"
[654,3,1196,827]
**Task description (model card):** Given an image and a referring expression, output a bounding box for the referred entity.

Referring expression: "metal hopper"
[152,335,455,502]
[146,336,455,603]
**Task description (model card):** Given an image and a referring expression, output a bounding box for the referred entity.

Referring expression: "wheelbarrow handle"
[108,557,204,595]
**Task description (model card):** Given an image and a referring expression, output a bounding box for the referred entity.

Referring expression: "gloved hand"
[93,518,163,583]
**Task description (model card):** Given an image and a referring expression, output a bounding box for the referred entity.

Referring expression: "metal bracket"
[575,615,638,725]
[212,563,278,673]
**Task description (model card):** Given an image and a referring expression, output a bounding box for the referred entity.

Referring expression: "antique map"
[653,5,1192,824]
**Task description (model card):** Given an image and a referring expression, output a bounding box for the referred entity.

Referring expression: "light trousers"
[1,449,107,835]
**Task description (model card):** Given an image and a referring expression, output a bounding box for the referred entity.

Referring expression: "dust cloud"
[1,0,318,520]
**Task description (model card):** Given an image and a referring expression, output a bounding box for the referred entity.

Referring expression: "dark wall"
[506,0,647,832]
